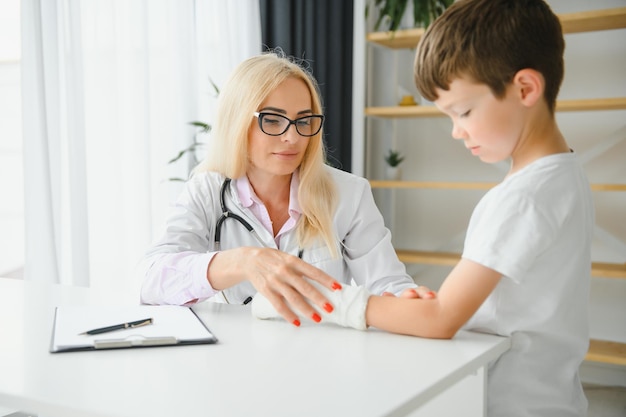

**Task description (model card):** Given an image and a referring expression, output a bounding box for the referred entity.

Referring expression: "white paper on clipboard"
[50,305,217,352]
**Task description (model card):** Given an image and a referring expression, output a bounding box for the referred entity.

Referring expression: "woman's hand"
[208,247,342,326]
[253,278,370,330]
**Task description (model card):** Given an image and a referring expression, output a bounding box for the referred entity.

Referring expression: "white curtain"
[21,0,261,292]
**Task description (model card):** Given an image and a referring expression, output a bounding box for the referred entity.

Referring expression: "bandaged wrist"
[251,280,371,331]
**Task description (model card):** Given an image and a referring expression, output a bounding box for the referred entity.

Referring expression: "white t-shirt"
[462,153,594,417]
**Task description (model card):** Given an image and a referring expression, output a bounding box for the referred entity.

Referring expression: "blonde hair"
[195,51,339,257]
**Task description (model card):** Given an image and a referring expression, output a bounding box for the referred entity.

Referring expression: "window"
[0,0,23,278]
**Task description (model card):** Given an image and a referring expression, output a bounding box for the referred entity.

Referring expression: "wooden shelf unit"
[364,6,626,368]
[366,7,626,49]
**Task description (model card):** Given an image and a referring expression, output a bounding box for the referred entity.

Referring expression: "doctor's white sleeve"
[139,175,222,305]
[139,251,218,305]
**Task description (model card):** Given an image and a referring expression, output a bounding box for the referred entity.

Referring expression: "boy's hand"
[382,287,437,299]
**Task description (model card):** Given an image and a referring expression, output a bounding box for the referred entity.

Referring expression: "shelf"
[365,105,444,118]
[395,249,626,280]
[585,339,626,366]
[366,28,425,49]
[367,7,626,49]
[371,181,494,190]
[365,97,626,118]
[556,97,626,112]
[370,181,626,192]
[365,105,443,118]
[396,249,459,266]
[560,7,626,34]
[592,262,626,279]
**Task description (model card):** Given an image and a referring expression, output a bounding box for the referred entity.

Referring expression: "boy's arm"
[366,259,502,339]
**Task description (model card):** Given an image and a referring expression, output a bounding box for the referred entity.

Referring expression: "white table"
[0,278,509,417]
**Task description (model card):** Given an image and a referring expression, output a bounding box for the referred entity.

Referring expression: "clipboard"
[50,305,218,353]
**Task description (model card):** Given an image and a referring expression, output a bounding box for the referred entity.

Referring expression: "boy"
[253,0,593,415]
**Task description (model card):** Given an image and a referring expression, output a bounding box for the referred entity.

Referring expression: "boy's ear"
[513,69,544,107]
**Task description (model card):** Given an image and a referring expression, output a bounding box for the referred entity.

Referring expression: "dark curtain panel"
[260,0,354,172]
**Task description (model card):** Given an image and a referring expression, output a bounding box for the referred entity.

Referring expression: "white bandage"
[251,280,371,331]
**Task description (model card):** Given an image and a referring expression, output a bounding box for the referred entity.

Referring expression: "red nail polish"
[332,282,342,290]
[427,291,436,298]
[312,313,321,323]
[323,303,333,313]
[292,319,301,327]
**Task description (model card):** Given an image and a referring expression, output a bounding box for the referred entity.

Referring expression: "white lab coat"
[140,166,416,305]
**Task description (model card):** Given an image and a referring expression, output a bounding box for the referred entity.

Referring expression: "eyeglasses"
[253,112,324,137]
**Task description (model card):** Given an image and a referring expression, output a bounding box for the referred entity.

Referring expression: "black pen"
[79,318,153,336]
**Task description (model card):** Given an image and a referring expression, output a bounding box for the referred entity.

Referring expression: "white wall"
[357,0,626,384]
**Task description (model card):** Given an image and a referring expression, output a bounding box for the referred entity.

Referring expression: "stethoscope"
[214,178,304,255]
[214,178,264,251]
[214,178,304,305]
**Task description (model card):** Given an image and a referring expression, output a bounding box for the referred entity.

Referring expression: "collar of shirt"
[235,172,302,245]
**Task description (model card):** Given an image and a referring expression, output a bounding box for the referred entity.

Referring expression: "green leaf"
[208,77,220,97]
[384,149,405,167]
[373,0,451,31]
[189,121,211,133]
[168,142,203,164]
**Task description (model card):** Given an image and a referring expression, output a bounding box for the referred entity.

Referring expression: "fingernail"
[323,303,333,313]
[312,313,322,323]
[427,291,436,298]
[292,319,301,327]
[332,282,342,290]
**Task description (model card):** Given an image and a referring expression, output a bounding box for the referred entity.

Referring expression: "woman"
[141,51,433,326]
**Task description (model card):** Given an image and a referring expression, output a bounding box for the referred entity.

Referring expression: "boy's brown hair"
[414,0,564,113]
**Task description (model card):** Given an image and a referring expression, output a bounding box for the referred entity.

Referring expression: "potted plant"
[367,0,453,32]
[166,121,210,182]
[167,79,219,182]
[384,149,405,180]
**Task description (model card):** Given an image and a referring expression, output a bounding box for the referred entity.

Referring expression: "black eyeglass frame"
[253,111,325,137]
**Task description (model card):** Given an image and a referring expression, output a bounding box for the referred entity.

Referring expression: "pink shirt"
[235,173,302,246]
